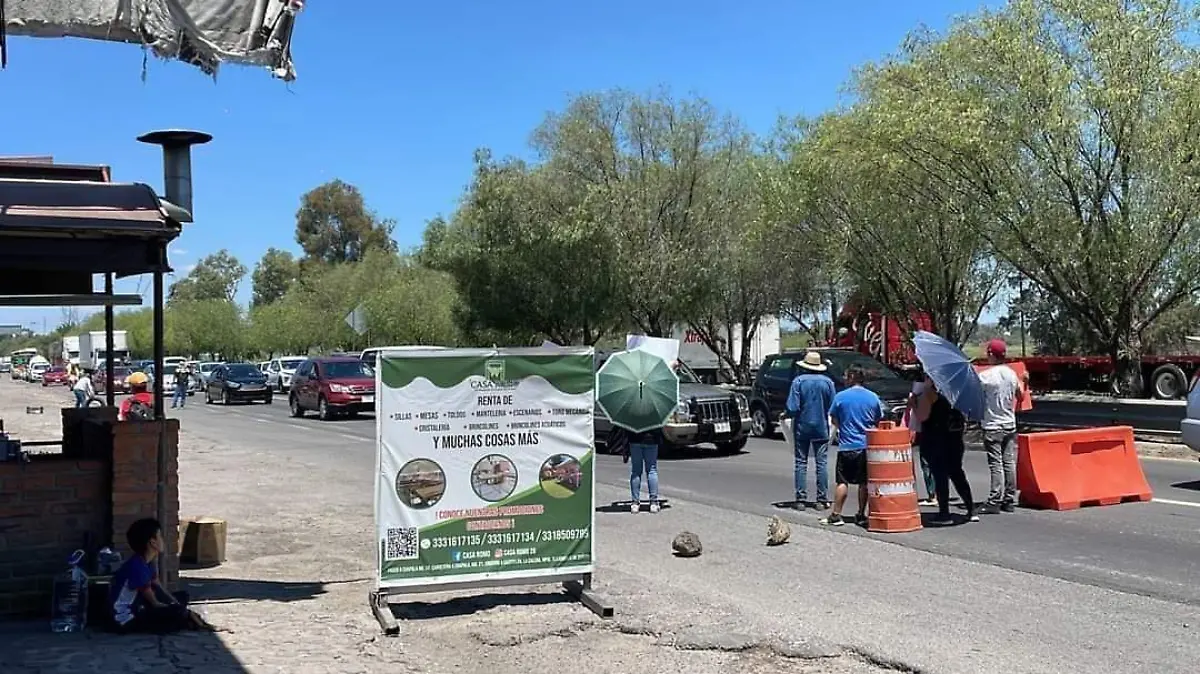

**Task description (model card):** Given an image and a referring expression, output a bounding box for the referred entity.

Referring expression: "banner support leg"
[563,573,613,619]
[370,591,400,636]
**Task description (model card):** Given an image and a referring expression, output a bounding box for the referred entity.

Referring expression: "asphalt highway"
[171,398,1200,608]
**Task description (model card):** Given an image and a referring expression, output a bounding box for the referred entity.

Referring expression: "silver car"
[1181,373,1200,457]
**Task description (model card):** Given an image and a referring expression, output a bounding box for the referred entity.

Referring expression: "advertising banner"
[374,347,596,589]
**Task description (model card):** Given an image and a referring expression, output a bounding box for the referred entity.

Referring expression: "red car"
[288,356,375,420]
[41,367,70,386]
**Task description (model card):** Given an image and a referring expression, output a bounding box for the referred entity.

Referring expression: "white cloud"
[182,264,197,274]
[172,247,188,257]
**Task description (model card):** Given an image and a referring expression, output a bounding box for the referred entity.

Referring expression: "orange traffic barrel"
[865,421,922,533]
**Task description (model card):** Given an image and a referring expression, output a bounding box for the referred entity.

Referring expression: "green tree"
[251,248,299,306]
[295,179,397,266]
[169,299,245,359]
[785,111,1004,346]
[422,151,620,345]
[169,250,247,304]
[531,89,743,337]
[853,0,1200,394]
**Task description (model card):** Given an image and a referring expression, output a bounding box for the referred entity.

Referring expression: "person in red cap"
[978,339,1024,514]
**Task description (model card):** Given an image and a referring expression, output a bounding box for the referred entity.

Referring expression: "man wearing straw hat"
[785,351,836,510]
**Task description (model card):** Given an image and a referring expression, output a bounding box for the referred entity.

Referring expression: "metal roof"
[0,177,180,282]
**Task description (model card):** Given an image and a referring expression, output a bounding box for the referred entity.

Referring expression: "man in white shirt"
[978,340,1024,514]
[72,368,95,408]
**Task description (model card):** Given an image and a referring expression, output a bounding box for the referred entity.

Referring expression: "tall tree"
[251,248,299,306]
[421,151,620,345]
[168,250,247,304]
[787,111,1004,345]
[854,0,1200,394]
[295,179,397,265]
[531,89,742,336]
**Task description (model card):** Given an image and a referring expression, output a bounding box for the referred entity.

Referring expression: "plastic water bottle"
[50,550,88,633]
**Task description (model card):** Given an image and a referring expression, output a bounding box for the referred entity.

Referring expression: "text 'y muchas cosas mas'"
[432,432,539,449]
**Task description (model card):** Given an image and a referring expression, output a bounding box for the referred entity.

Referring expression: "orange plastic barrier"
[974,361,1033,411]
[865,421,922,533]
[1016,426,1153,510]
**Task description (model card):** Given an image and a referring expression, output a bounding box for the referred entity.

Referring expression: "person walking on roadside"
[785,351,836,510]
[979,339,1024,514]
[915,375,979,523]
[904,375,939,505]
[822,365,885,527]
[72,368,95,408]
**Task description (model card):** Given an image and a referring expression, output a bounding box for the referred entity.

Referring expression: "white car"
[266,356,306,393]
[29,362,49,382]
[1182,373,1200,457]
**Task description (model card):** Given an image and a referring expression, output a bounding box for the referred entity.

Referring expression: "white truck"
[61,335,80,366]
[77,330,129,370]
[672,316,782,384]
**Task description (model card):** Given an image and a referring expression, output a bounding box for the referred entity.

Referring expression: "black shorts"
[835,450,867,485]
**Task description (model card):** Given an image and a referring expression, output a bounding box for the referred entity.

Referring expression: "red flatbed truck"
[829,305,1200,400]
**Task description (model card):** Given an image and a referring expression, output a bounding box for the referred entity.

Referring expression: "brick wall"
[0,418,179,620]
[0,455,108,617]
[111,420,180,588]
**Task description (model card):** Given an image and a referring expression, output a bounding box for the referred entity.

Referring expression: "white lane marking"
[1152,497,1200,509]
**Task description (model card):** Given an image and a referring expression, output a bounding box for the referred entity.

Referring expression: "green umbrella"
[596,349,679,433]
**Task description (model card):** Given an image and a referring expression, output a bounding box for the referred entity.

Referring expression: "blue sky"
[0,0,995,332]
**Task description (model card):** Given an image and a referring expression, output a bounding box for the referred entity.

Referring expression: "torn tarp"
[3,0,304,80]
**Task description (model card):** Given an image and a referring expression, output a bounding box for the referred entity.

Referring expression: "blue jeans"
[629,442,659,503]
[794,431,829,503]
[172,387,187,408]
[74,389,87,408]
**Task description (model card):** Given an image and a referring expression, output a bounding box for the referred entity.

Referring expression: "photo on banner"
[373,347,596,589]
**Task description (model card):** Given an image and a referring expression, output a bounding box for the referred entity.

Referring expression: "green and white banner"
[374,347,596,589]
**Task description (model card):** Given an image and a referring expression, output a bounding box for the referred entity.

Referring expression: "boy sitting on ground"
[110,517,197,634]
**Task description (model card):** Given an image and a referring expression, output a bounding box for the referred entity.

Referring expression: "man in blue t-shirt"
[785,351,836,509]
[823,365,886,527]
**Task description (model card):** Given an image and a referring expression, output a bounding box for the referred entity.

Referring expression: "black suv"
[748,348,913,437]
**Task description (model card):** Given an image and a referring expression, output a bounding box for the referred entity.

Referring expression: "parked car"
[205,362,272,405]
[748,348,912,438]
[95,366,135,395]
[266,356,307,393]
[41,366,70,386]
[594,352,753,454]
[0,361,10,374]
[1181,372,1200,458]
[288,357,375,420]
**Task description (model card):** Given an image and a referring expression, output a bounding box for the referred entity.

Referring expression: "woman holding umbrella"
[597,351,681,515]
[915,376,978,523]
[912,331,986,524]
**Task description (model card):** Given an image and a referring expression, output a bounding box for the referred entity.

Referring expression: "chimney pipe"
[136,129,212,221]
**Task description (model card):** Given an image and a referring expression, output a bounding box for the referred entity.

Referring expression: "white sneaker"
[630,502,640,514]
[648,501,660,514]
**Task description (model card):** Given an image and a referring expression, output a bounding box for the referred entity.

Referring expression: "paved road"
[172,398,1200,609]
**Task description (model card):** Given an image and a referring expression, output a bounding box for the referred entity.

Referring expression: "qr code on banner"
[385,527,419,561]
